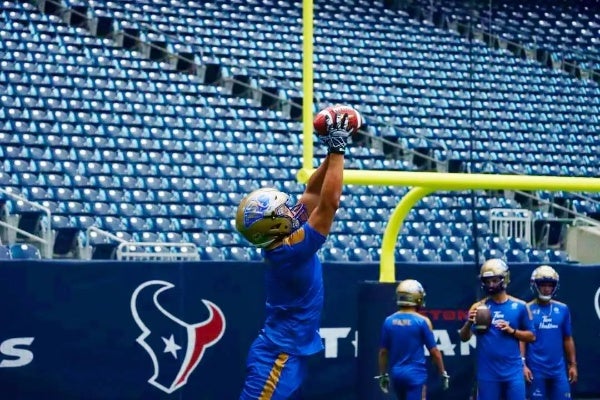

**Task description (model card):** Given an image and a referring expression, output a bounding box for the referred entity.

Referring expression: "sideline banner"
[0,262,598,399]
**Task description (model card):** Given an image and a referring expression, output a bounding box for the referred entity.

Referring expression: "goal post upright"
[302,0,315,171]
[297,168,600,282]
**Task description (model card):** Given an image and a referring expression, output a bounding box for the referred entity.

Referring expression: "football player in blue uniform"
[376,279,450,400]
[235,109,354,399]
[521,265,578,400]
[459,259,536,400]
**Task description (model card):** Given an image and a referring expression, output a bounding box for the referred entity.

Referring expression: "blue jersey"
[262,223,327,356]
[472,296,534,381]
[380,311,437,385]
[526,300,572,377]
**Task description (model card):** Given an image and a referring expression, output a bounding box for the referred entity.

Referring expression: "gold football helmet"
[530,265,559,301]
[235,188,305,248]
[479,258,510,294]
[396,279,426,308]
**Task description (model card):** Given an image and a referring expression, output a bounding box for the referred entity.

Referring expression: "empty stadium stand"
[1,0,599,262]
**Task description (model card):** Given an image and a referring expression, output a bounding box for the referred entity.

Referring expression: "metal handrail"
[116,242,199,261]
[0,188,54,258]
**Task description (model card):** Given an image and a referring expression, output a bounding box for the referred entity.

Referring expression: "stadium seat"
[415,248,440,262]
[505,248,529,263]
[438,248,463,262]
[460,248,482,263]
[396,248,418,263]
[546,249,570,263]
[200,246,226,261]
[10,244,42,260]
[443,236,465,252]
[398,235,423,250]
[347,247,373,262]
[526,249,549,263]
[321,247,349,262]
[224,247,254,262]
[0,246,11,260]
[422,235,443,250]
[51,215,80,256]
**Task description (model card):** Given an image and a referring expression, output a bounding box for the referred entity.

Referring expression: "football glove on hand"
[319,111,352,154]
[441,371,450,391]
[374,373,390,394]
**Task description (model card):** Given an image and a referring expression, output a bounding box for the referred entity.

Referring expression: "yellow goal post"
[297,169,600,283]
[298,0,600,284]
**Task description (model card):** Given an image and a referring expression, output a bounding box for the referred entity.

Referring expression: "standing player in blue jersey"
[376,279,450,399]
[235,108,355,400]
[459,258,536,400]
[521,265,578,400]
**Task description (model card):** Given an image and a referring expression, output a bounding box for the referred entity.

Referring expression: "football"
[313,104,362,136]
[474,305,492,333]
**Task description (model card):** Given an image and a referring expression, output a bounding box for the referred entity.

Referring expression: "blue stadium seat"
[508,237,530,252]
[160,232,184,243]
[51,215,80,256]
[546,250,570,263]
[422,235,443,250]
[483,248,505,260]
[0,246,11,260]
[225,247,255,262]
[526,249,549,263]
[10,244,42,260]
[415,248,440,262]
[487,236,510,252]
[438,248,463,262]
[449,222,470,237]
[443,236,465,252]
[347,247,373,262]
[321,247,349,262]
[200,246,226,261]
[505,248,529,263]
[399,235,423,250]
[461,249,484,264]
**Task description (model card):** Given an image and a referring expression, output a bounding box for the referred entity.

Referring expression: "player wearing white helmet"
[521,265,578,400]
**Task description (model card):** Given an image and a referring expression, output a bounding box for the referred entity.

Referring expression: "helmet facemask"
[479,259,510,295]
[480,275,507,295]
[530,265,559,301]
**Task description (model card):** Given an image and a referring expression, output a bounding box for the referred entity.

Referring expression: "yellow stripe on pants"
[258,353,289,400]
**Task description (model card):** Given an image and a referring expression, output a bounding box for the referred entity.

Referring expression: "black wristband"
[511,329,517,337]
[327,147,345,155]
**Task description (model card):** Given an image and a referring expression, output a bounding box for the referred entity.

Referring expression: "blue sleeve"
[267,223,326,264]
[287,224,326,256]
[562,306,573,337]
[520,303,534,332]
[422,320,437,350]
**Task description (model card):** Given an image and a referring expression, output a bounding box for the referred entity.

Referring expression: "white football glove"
[441,371,450,391]
[374,373,390,394]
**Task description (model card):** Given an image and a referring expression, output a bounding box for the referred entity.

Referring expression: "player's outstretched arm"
[308,106,356,236]
[308,154,343,236]
[299,155,330,215]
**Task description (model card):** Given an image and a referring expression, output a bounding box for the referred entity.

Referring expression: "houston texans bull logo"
[130,280,225,393]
